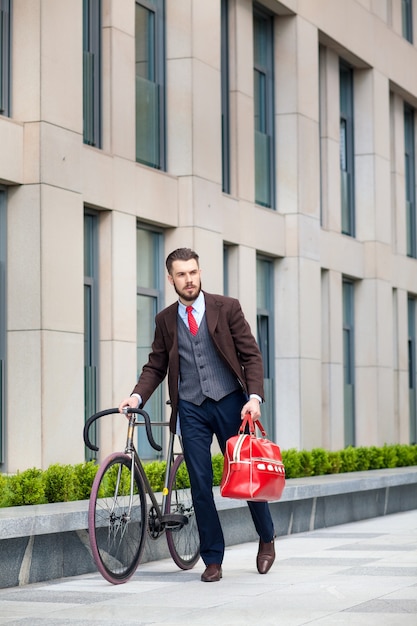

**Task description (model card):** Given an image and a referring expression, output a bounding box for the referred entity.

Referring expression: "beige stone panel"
[320,139,341,233]
[192,177,222,232]
[221,194,241,244]
[321,362,344,451]
[276,257,300,357]
[12,0,41,121]
[229,0,254,97]
[6,330,42,472]
[235,245,256,330]
[295,17,319,122]
[355,69,389,159]
[355,154,376,240]
[112,212,137,343]
[41,186,83,333]
[8,185,41,331]
[23,123,40,185]
[0,118,24,184]
[166,0,192,59]
[41,330,85,467]
[395,288,409,372]
[370,0,387,21]
[98,211,113,343]
[41,0,82,132]
[167,58,193,176]
[81,146,114,210]
[319,230,364,278]
[363,242,392,282]
[233,91,255,202]
[396,371,410,443]
[299,258,321,359]
[300,358,323,448]
[298,116,321,218]
[393,255,417,293]
[134,165,179,226]
[101,22,112,155]
[177,176,194,227]
[355,279,377,366]
[355,366,379,445]
[319,46,340,142]
[374,156,392,244]
[276,113,298,214]
[238,202,285,254]
[194,229,224,296]
[375,280,394,368]
[192,0,221,70]
[103,0,134,35]
[192,60,222,184]
[40,124,82,193]
[110,27,135,160]
[375,366,396,443]
[275,357,302,450]
[250,206,285,257]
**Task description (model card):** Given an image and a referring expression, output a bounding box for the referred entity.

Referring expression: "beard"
[173,281,202,303]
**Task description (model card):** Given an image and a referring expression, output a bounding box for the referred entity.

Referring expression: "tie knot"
[186,306,193,313]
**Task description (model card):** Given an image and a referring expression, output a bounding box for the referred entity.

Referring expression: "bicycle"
[83,407,200,584]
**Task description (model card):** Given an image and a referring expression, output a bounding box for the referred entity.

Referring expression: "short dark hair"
[165,248,199,274]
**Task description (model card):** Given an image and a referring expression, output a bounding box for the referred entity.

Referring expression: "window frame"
[256,255,275,439]
[253,4,275,209]
[135,0,166,171]
[342,278,355,447]
[84,211,100,460]
[340,61,355,237]
[402,0,413,43]
[408,296,417,443]
[0,188,7,464]
[0,0,11,117]
[221,0,230,194]
[404,104,416,258]
[83,0,102,147]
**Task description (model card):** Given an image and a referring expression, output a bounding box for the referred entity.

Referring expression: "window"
[408,297,417,443]
[253,5,275,209]
[221,0,230,194]
[340,62,355,237]
[256,256,274,438]
[343,279,355,446]
[136,225,164,458]
[402,0,413,43]
[135,0,165,170]
[84,212,99,460]
[0,0,11,117]
[404,104,416,258]
[83,0,102,147]
[0,188,6,463]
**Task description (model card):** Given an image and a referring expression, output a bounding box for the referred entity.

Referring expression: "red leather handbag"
[220,415,285,502]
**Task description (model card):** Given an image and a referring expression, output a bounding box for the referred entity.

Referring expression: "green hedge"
[0,443,416,508]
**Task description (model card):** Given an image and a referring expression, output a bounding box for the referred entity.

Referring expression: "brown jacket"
[132,291,264,432]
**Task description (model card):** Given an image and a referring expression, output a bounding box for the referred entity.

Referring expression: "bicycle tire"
[165,454,200,569]
[88,452,147,584]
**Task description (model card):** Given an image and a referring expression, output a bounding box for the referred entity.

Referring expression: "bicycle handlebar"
[83,407,163,453]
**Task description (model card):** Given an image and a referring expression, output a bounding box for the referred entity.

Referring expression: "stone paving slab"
[0,510,415,625]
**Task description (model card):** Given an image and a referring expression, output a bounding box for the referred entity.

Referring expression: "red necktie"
[186,306,198,336]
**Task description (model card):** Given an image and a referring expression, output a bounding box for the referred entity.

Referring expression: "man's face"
[168,259,202,304]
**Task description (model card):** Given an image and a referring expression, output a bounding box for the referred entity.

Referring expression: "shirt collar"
[178,290,205,317]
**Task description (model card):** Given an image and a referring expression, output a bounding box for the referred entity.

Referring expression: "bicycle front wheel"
[165,454,200,569]
[88,453,147,584]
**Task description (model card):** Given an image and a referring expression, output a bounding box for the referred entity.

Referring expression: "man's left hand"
[241,397,261,421]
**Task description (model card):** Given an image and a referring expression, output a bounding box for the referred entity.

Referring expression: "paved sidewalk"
[0,510,416,625]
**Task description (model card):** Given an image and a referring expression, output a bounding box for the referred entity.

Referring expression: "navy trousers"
[178,389,275,565]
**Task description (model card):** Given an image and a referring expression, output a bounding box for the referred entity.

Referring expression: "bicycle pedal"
[161,513,188,529]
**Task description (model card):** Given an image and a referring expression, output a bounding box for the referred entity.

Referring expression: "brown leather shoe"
[256,538,275,574]
[201,563,222,582]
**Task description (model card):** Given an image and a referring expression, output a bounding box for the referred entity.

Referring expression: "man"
[119,248,275,582]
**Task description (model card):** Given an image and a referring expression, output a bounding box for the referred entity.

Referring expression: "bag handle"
[239,413,267,437]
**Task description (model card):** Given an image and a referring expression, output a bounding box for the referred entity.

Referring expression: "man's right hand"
[118,396,140,415]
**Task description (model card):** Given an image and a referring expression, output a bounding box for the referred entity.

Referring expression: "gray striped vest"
[177,313,240,405]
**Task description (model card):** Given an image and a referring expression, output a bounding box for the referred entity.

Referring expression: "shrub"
[339,447,357,473]
[311,448,331,475]
[73,461,99,500]
[43,464,76,503]
[353,447,371,471]
[212,454,224,486]
[281,448,302,478]
[4,468,46,506]
[299,450,314,477]
[327,451,342,474]
[144,460,167,492]
[382,444,398,469]
[368,446,385,470]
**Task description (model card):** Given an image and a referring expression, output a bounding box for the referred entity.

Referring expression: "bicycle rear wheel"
[88,452,146,584]
[165,454,200,569]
